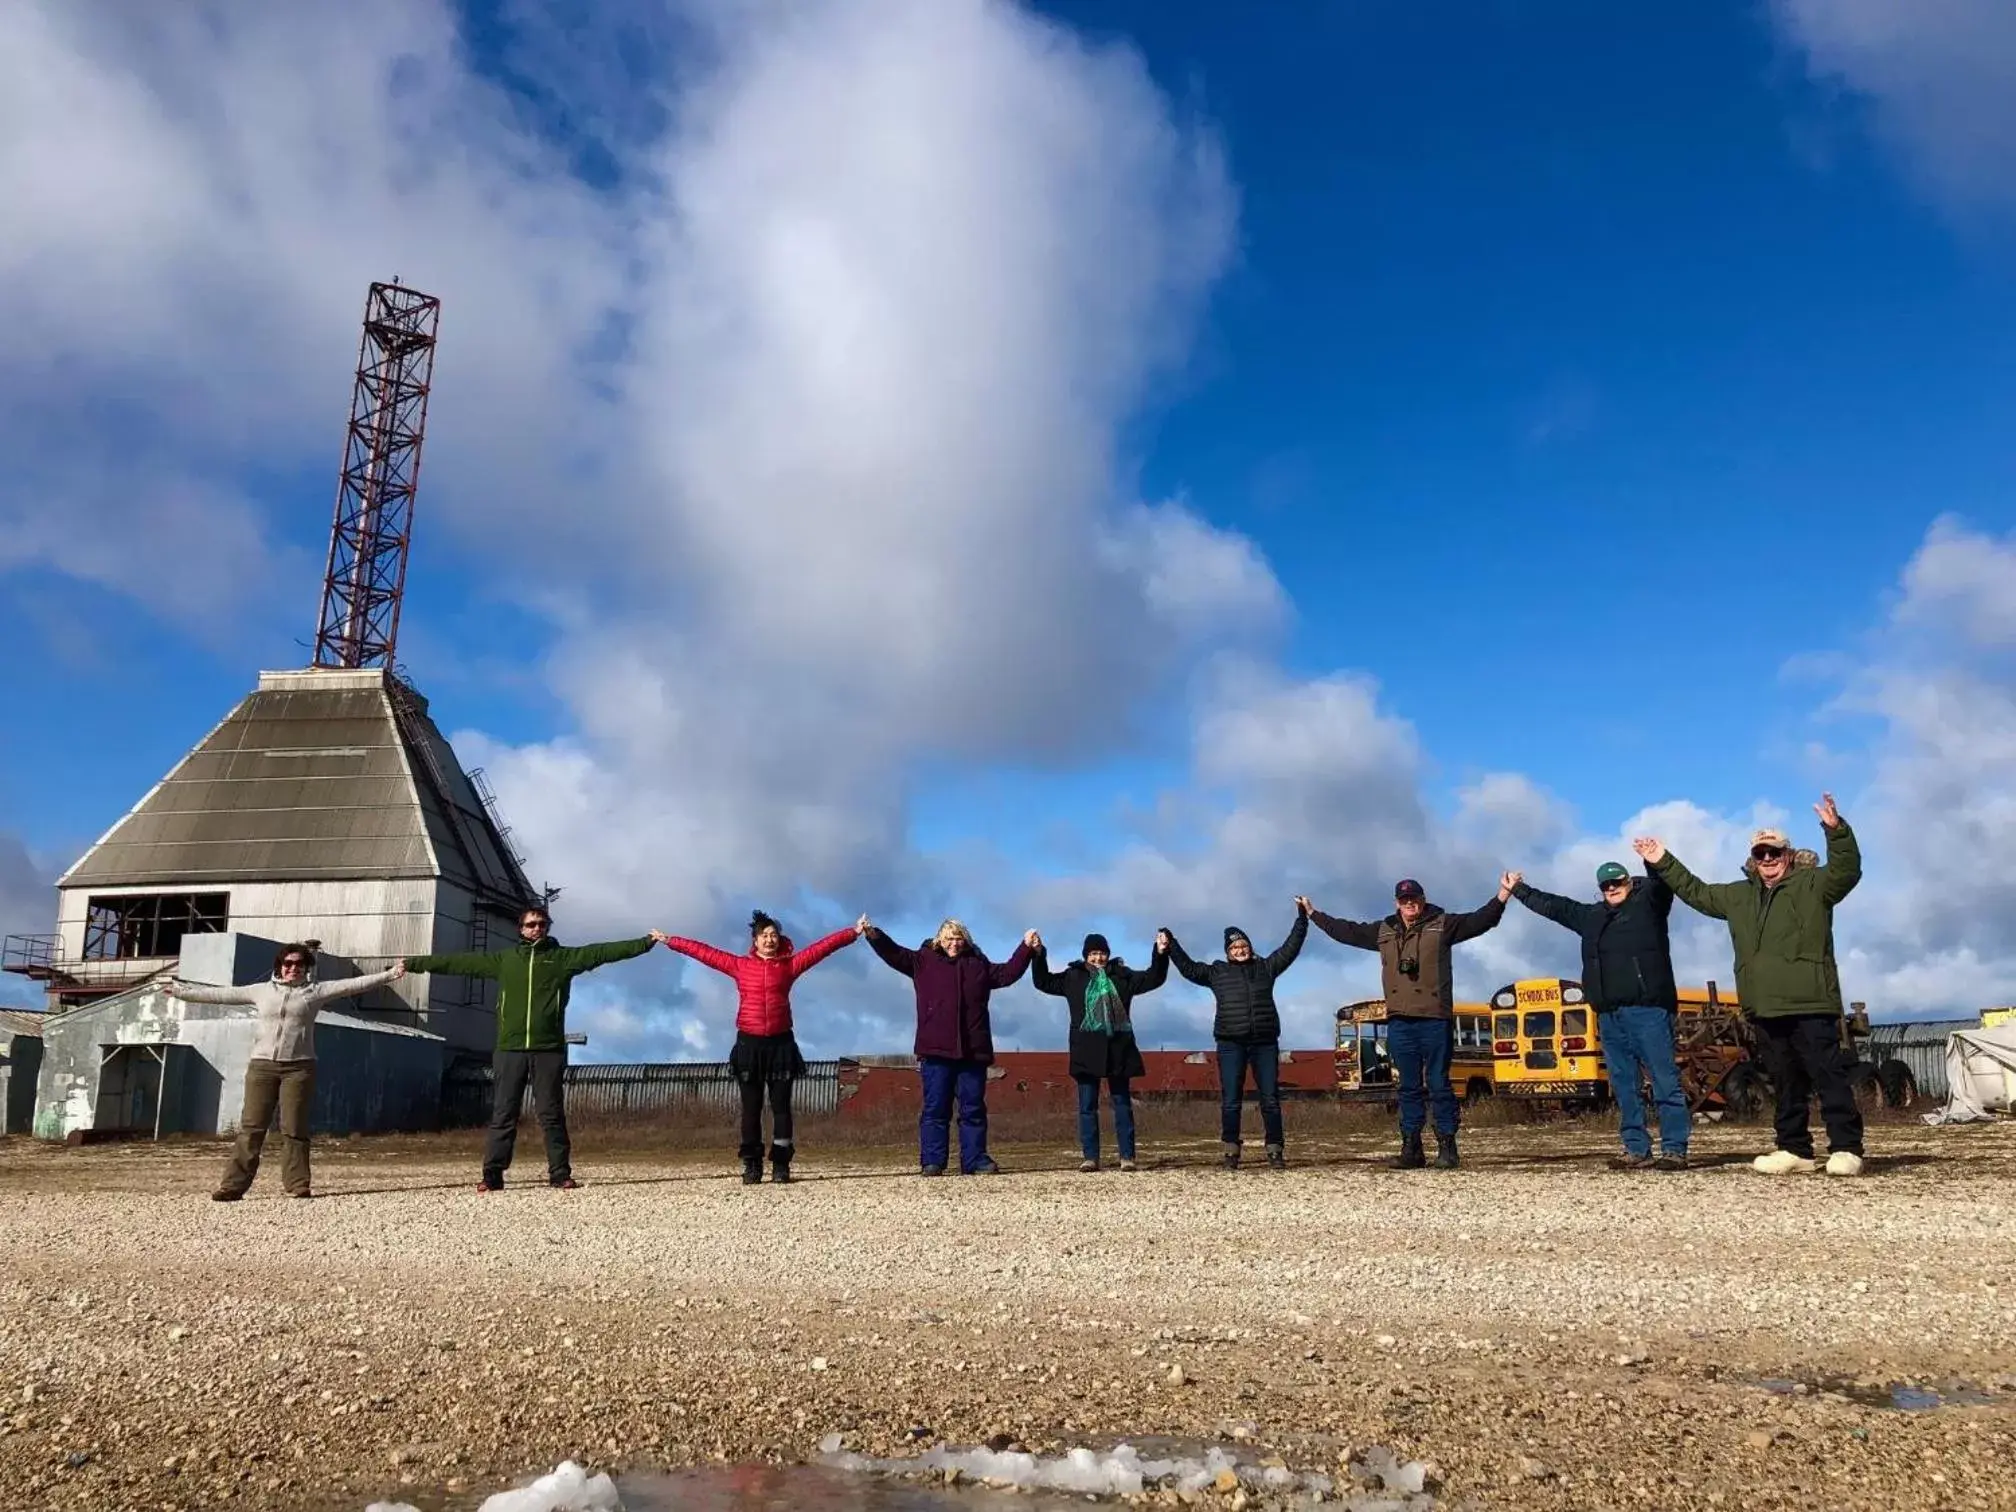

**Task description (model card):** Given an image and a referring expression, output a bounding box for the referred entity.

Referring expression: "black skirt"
[730,1031,808,1085]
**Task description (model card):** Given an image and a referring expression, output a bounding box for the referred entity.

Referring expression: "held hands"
[855,914,871,937]
[1632,836,1667,865]
[647,929,670,945]
[1814,792,1842,829]
[1293,895,1313,917]
[389,960,408,981]
[1154,929,1171,954]
[1023,929,1041,950]
[1498,871,1522,900]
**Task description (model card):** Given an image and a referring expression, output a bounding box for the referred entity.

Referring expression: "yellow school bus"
[1335,998,1498,1103]
[1489,978,1605,1101]
[1984,1007,2016,1030]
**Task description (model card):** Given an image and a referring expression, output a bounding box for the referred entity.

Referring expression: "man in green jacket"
[408,906,663,1192]
[1633,793,1864,1177]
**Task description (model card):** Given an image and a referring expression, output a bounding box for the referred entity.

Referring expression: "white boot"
[1752,1149,1817,1175]
[1824,1151,1865,1177]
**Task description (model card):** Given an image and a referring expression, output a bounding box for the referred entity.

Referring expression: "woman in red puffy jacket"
[662,910,864,1184]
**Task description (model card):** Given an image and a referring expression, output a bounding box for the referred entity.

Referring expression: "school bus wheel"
[1462,1077,1493,1104]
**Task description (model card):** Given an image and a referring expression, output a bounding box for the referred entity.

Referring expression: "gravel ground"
[1,1118,2012,1511]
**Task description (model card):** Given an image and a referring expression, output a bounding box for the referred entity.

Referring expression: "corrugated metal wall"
[1864,1020,1975,1102]
[443,1060,843,1125]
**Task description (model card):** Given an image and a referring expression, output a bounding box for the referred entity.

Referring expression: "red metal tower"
[312,281,442,670]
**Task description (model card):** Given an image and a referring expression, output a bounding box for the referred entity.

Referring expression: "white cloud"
[1773,0,2016,214]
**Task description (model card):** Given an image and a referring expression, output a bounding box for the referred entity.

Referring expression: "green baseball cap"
[1595,861,1631,886]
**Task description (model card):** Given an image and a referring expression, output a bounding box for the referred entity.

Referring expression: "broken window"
[83,894,230,960]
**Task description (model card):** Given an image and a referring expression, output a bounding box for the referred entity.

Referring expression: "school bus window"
[1455,1017,1490,1052]
[1562,1009,1588,1036]
[1522,1011,1555,1037]
[1493,1013,1516,1040]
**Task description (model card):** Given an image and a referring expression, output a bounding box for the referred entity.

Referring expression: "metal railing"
[1,935,59,974]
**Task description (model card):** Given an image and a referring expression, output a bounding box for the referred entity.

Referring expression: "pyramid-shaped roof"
[59,668,536,907]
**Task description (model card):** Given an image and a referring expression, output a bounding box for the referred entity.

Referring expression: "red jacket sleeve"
[986,941,1033,989]
[788,928,858,980]
[662,937,742,976]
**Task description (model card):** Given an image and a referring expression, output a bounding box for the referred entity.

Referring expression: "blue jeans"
[1075,1076,1135,1162]
[919,1057,990,1173]
[1389,1016,1458,1138]
[1601,1006,1689,1156]
[1216,1040,1282,1147]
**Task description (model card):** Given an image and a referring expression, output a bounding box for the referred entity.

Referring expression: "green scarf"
[1082,965,1126,1035]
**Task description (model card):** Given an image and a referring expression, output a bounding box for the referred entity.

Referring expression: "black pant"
[485,1049,571,1186]
[739,1078,795,1162]
[1753,1013,1863,1159]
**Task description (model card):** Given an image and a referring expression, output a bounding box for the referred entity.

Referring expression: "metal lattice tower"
[312,281,442,670]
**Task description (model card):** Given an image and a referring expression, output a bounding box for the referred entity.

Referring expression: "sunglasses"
[279,958,309,970]
[1599,879,1630,890]
[1751,845,1786,862]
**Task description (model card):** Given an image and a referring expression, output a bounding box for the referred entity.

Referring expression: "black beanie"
[1224,926,1250,951]
[1082,933,1110,958]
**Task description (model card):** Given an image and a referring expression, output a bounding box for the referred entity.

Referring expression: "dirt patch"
[1,1121,2012,1510]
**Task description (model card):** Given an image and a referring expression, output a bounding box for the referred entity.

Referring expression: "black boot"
[1433,1132,1460,1170]
[741,1157,763,1185]
[1221,1141,1242,1171]
[1391,1132,1426,1170]
[1265,1144,1286,1170]
[771,1150,793,1185]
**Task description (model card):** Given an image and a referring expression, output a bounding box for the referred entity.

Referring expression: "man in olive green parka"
[409,906,663,1191]
[1633,793,1864,1177]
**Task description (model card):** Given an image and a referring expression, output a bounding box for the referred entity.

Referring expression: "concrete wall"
[54,881,499,1051]
[32,984,446,1140]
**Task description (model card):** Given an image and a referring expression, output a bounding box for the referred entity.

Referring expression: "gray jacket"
[170,968,401,1061]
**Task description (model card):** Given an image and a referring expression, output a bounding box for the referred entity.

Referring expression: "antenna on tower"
[312,281,442,670]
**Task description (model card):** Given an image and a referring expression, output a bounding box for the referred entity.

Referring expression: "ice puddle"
[366,1441,1436,1511]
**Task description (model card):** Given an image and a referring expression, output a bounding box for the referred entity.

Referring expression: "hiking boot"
[1652,1153,1689,1172]
[1390,1133,1426,1170]
[211,1190,243,1203]
[1078,1158,1099,1173]
[288,1189,314,1200]
[920,1164,945,1177]
[969,1158,1001,1176]
[771,1157,793,1185]
[1752,1149,1817,1175]
[1221,1142,1242,1171]
[1433,1133,1460,1170]
[552,1178,581,1190]
[1265,1144,1286,1170]
[1824,1151,1866,1178]
[476,1181,502,1194]
[1118,1159,1138,1172]
[741,1158,763,1185]
[1608,1152,1655,1171]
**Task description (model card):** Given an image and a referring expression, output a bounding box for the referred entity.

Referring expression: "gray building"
[3,665,538,1053]
[0,1010,45,1135]
[32,934,445,1141]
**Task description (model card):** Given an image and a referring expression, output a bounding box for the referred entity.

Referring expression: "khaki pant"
[219,1058,316,1197]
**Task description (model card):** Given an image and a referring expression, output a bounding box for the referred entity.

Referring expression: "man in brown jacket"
[1307,873,1515,1169]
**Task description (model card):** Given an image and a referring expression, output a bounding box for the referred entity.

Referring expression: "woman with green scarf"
[1031,930,1171,1171]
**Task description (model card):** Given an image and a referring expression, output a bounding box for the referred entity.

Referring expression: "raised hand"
[647,928,670,945]
[855,914,871,937]
[1499,871,1522,899]
[1154,929,1171,954]
[389,960,408,980]
[1814,792,1842,829]
[1632,836,1666,865]
[1294,895,1313,916]
[1023,928,1041,950]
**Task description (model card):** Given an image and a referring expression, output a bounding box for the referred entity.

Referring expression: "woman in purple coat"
[862,917,1035,1176]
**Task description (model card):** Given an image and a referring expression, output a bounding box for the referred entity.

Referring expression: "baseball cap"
[1595,862,1630,886]
[1394,879,1425,902]
[1749,827,1791,851]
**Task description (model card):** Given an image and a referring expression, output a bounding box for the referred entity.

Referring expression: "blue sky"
[4,0,2014,1050]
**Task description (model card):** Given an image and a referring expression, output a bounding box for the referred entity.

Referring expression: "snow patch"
[366,1460,622,1512]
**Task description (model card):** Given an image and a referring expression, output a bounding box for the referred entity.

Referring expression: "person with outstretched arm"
[659,909,863,1184]
[1635,793,1865,1177]
[1511,860,1687,1170]
[1030,928,1171,1172]
[1161,904,1309,1170]
[861,918,1035,1176]
[406,905,663,1192]
[1307,875,1513,1170]
[164,943,406,1201]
